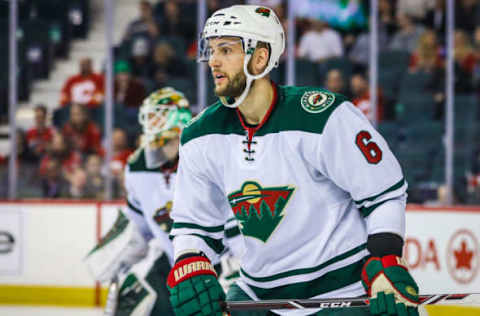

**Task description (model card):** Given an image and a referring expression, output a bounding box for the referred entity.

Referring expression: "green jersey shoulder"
[272,85,348,134]
[180,85,349,146]
[181,101,244,146]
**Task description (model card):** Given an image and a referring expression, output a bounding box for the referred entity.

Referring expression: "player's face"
[207,37,246,97]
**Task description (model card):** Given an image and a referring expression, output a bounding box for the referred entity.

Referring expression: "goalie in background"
[84,87,244,316]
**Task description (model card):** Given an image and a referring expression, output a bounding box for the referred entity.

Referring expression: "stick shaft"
[225,294,475,311]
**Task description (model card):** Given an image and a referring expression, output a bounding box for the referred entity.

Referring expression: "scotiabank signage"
[405,208,480,293]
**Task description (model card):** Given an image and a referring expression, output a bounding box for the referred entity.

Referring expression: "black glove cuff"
[367,232,403,257]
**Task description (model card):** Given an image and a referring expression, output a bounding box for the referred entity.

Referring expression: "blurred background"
[0,0,480,315]
[1,0,480,205]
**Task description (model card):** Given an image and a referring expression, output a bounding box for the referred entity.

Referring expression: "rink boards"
[0,201,479,315]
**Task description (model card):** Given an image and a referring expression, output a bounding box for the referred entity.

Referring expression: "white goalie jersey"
[123,147,177,264]
[170,85,407,305]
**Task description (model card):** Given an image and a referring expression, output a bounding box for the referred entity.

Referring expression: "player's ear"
[250,46,269,75]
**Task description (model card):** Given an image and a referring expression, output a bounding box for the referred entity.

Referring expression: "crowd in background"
[2,0,480,203]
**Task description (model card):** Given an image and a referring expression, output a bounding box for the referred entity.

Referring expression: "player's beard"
[215,70,246,98]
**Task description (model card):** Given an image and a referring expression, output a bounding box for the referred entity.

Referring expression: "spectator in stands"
[397,0,435,21]
[455,0,480,34]
[297,18,343,63]
[0,130,40,197]
[68,167,87,199]
[424,0,447,39]
[39,132,82,180]
[389,13,425,53]
[157,0,195,42]
[409,29,444,73]
[0,129,37,165]
[426,29,476,118]
[114,60,147,108]
[40,158,70,198]
[14,129,38,164]
[349,31,389,67]
[350,72,385,122]
[61,103,103,157]
[379,0,398,37]
[111,128,133,177]
[149,41,187,88]
[60,58,104,108]
[129,37,153,79]
[455,30,477,77]
[325,69,346,95]
[83,153,105,200]
[26,104,56,161]
[122,0,156,44]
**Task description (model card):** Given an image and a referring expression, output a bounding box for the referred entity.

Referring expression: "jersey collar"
[235,81,278,145]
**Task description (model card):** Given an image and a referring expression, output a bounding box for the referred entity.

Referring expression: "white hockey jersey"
[170,84,407,303]
[124,148,178,264]
[125,148,244,267]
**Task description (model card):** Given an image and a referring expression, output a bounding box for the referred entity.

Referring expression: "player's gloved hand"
[361,255,419,316]
[167,255,226,316]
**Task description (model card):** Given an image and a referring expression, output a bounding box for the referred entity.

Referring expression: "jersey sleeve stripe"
[172,222,224,233]
[357,197,397,217]
[354,178,405,206]
[240,243,366,282]
[225,226,241,239]
[126,199,143,215]
[177,233,224,254]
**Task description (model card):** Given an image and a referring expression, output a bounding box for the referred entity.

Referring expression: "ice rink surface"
[0,306,103,316]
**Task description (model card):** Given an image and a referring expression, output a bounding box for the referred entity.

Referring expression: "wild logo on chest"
[227,181,295,242]
[153,201,173,232]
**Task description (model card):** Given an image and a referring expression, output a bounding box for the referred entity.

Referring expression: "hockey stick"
[103,275,120,316]
[223,293,479,311]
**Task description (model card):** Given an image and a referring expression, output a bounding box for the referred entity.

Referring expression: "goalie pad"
[84,211,149,283]
[115,239,174,316]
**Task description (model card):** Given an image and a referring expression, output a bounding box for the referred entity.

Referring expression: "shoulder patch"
[300,91,335,114]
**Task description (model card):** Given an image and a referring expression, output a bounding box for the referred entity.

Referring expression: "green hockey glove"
[361,255,419,316]
[167,255,226,316]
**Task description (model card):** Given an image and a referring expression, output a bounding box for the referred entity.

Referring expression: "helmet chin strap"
[219,41,272,109]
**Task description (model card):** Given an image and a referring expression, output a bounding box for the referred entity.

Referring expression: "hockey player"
[85,88,242,316]
[167,5,420,316]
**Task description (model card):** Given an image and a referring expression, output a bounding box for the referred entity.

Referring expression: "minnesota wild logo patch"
[301,91,335,114]
[228,181,295,242]
[255,7,271,17]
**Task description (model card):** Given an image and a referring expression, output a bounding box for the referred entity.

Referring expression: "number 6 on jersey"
[356,131,383,164]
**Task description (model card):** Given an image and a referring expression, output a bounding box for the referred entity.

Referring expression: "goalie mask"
[198,5,285,108]
[138,87,192,144]
[138,88,192,169]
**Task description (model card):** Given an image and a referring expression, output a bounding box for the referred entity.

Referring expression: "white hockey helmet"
[138,87,192,144]
[198,5,285,108]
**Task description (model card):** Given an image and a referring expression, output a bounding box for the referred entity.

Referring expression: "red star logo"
[454,240,474,270]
